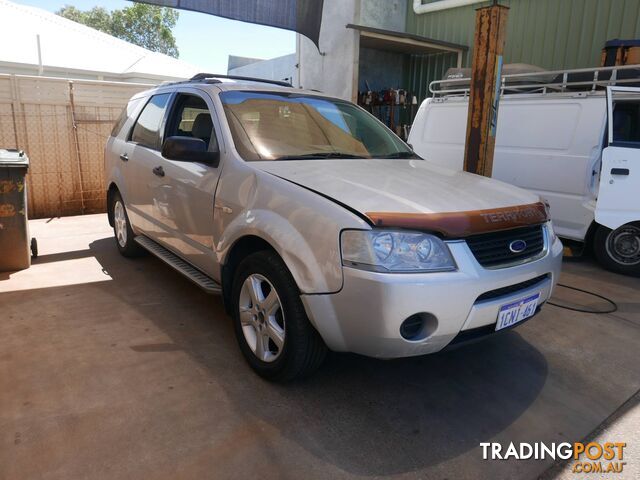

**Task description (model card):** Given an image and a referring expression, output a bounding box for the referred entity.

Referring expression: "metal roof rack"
[430,64,640,98]
[189,73,293,87]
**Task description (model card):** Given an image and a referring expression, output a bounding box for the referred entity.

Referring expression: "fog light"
[399,313,438,341]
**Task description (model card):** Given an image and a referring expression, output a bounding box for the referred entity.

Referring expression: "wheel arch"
[221,235,283,314]
[584,220,601,253]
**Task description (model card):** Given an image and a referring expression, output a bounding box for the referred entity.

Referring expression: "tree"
[57,4,179,58]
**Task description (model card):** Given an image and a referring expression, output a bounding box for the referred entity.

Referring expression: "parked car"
[409,65,640,275]
[105,74,563,381]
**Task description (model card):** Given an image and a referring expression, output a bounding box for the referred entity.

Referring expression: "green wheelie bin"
[0,149,35,272]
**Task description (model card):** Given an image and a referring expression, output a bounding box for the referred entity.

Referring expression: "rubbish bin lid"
[0,149,29,167]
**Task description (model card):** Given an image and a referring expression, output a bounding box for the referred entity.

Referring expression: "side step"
[134,235,222,294]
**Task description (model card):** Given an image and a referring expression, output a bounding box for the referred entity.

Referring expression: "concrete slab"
[1,214,639,479]
[547,391,639,479]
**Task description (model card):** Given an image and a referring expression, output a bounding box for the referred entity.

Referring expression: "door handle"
[152,166,165,177]
[214,204,233,214]
[119,153,129,162]
[611,168,629,176]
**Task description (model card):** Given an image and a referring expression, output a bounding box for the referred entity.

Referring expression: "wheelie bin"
[0,149,35,271]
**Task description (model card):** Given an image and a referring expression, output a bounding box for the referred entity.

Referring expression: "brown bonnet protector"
[365,202,549,238]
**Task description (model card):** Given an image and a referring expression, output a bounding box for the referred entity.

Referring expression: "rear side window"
[612,102,640,145]
[130,93,171,150]
[111,97,142,137]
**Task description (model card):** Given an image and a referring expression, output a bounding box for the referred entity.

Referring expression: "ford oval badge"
[509,240,527,253]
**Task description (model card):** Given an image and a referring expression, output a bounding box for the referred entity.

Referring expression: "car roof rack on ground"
[189,73,293,88]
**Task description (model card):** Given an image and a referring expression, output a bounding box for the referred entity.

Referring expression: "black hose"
[547,283,618,314]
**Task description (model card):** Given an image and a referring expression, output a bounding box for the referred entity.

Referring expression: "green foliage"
[56,4,179,58]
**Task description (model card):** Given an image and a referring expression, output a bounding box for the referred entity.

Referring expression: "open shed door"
[596,86,640,230]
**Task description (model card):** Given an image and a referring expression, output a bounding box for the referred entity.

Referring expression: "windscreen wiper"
[273,152,370,160]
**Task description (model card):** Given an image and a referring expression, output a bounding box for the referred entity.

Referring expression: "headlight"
[341,230,457,273]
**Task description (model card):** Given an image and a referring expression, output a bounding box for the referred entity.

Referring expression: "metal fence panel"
[0,74,151,218]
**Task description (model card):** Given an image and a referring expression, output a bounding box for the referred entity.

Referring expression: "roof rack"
[189,73,293,87]
[430,64,640,97]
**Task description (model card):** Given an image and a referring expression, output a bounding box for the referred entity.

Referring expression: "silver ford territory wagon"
[105,74,563,381]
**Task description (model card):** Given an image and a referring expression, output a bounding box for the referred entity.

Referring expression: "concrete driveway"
[1,214,639,479]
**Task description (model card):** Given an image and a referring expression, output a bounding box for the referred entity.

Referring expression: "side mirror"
[162,136,220,166]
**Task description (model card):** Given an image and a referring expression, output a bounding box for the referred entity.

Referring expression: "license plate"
[496,293,540,331]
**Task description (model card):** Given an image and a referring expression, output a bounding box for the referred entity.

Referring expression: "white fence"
[0,74,152,218]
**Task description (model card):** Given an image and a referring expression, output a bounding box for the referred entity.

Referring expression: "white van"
[409,65,640,275]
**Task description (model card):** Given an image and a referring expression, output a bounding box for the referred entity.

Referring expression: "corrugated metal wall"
[406,0,640,101]
[407,51,459,104]
[0,75,151,218]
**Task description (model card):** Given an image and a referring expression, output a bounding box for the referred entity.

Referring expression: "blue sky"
[16,0,296,72]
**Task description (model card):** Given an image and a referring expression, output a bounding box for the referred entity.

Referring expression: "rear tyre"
[231,251,327,381]
[110,191,144,258]
[593,223,640,276]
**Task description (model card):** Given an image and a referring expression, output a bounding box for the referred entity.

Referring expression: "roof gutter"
[413,0,487,15]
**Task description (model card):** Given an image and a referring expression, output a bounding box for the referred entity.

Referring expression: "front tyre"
[231,251,327,381]
[110,191,144,258]
[593,223,640,276]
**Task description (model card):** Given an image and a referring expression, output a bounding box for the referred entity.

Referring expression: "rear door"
[125,92,173,237]
[596,86,640,230]
[106,96,144,211]
[149,88,224,275]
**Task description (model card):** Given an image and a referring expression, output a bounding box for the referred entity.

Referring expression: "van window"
[165,94,217,150]
[130,93,171,150]
[612,101,640,146]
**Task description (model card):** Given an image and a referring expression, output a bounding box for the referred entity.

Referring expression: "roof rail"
[430,64,640,98]
[189,73,293,87]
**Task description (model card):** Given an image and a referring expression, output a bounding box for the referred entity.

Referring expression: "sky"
[15,0,296,72]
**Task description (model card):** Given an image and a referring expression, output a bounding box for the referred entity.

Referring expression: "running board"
[134,236,222,294]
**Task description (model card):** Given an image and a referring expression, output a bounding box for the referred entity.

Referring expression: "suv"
[105,74,563,381]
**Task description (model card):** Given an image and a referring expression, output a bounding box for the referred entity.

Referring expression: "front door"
[150,89,223,275]
[596,86,640,230]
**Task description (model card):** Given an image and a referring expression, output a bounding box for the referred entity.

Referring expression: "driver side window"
[166,94,218,151]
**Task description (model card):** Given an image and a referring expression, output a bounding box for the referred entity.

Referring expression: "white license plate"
[496,293,540,331]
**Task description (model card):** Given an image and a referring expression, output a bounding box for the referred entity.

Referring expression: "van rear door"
[596,86,640,230]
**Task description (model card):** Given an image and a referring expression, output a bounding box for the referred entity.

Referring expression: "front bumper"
[301,230,563,358]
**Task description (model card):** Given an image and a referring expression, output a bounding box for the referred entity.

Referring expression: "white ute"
[105,74,563,381]
[409,64,640,275]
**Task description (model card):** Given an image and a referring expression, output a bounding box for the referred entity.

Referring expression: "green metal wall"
[407,51,459,102]
[406,0,640,100]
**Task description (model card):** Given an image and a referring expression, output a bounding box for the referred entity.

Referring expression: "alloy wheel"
[238,274,286,362]
[114,200,128,248]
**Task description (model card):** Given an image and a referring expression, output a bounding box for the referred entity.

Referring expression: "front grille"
[475,274,549,303]
[466,225,545,268]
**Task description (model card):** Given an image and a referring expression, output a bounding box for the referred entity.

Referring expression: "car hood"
[253,159,540,216]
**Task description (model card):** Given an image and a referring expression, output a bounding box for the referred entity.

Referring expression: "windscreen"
[220,91,417,161]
